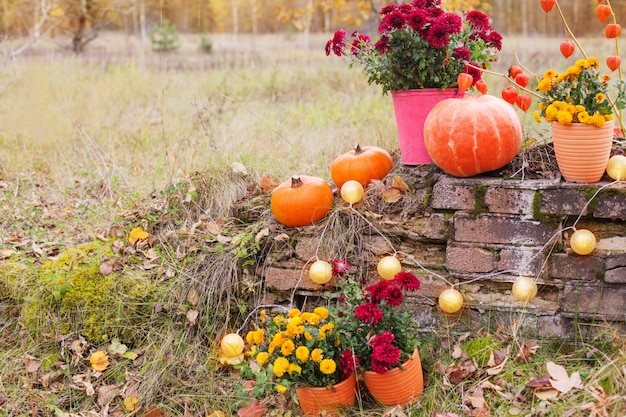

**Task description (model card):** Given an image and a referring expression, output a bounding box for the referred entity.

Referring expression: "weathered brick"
[454,214,559,245]
[397,242,446,268]
[498,247,547,276]
[263,266,339,292]
[484,188,535,215]
[295,237,331,261]
[594,190,626,220]
[540,188,590,216]
[550,253,605,280]
[431,182,475,210]
[404,213,451,241]
[561,282,626,320]
[446,244,496,273]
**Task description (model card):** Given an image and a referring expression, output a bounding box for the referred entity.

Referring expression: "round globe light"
[512,276,538,302]
[438,288,464,314]
[570,229,596,255]
[377,255,402,280]
[340,180,364,204]
[309,259,333,284]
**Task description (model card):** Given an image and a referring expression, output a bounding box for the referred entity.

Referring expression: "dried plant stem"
[19,330,36,417]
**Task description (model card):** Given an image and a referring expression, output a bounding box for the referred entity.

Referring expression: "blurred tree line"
[0,0,622,52]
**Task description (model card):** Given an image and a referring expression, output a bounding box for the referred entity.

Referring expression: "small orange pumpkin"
[424,95,522,177]
[270,175,334,227]
[330,144,394,188]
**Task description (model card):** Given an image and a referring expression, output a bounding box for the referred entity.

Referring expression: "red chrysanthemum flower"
[354,302,384,325]
[452,46,471,61]
[339,350,360,377]
[394,271,421,291]
[382,285,404,306]
[465,10,491,31]
[370,343,401,374]
[486,31,503,50]
[424,6,444,20]
[379,10,406,33]
[332,258,351,276]
[375,35,390,54]
[379,4,397,16]
[423,26,449,48]
[326,29,347,57]
[365,280,392,303]
[370,331,395,347]
[397,3,413,14]
[435,12,462,35]
[406,9,428,32]
[465,61,483,83]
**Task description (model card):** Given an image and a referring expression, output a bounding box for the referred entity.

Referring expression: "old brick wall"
[260,173,626,338]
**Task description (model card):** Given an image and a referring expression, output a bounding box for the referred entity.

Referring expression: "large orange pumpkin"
[270,176,334,227]
[423,95,522,177]
[330,144,394,188]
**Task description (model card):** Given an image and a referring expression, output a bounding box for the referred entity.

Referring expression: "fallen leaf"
[186,309,199,325]
[486,349,508,376]
[0,248,15,259]
[99,261,114,276]
[382,405,408,417]
[89,351,109,371]
[187,289,200,306]
[107,339,128,356]
[274,233,290,241]
[122,396,139,412]
[71,374,95,396]
[24,355,40,373]
[383,187,403,203]
[237,400,266,417]
[517,339,539,363]
[128,227,150,245]
[259,174,279,193]
[120,351,139,360]
[391,175,410,191]
[97,384,119,407]
[255,228,269,243]
[533,387,559,400]
[546,361,583,393]
[231,162,248,175]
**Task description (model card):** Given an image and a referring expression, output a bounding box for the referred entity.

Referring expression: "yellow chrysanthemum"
[533,111,542,123]
[246,331,255,344]
[256,351,270,366]
[276,384,287,394]
[260,309,266,323]
[296,346,310,362]
[537,78,552,92]
[304,332,314,341]
[575,59,588,69]
[273,357,290,377]
[288,308,301,318]
[313,307,329,319]
[311,348,324,363]
[273,315,285,326]
[544,69,557,78]
[588,57,600,68]
[588,114,606,127]
[604,114,614,121]
[596,93,606,104]
[281,339,295,356]
[319,359,337,375]
[305,313,321,326]
[556,110,573,124]
[288,363,302,375]
[577,111,589,123]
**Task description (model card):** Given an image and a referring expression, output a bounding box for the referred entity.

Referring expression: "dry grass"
[1,32,625,417]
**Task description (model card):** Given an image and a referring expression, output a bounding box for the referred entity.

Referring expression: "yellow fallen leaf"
[207,411,226,417]
[89,351,109,371]
[128,227,150,245]
[123,396,139,412]
[391,175,409,191]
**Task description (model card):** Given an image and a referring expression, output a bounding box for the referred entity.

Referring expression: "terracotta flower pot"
[295,373,357,416]
[362,348,424,406]
[551,121,614,183]
[391,88,464,165]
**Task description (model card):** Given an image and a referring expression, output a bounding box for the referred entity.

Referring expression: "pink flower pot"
[391,88,464,165]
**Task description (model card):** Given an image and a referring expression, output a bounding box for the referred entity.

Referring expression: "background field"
[1,31,625,417]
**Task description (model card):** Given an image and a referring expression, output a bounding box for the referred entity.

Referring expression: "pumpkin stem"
[354,144,364,154]
[291,176,303,188]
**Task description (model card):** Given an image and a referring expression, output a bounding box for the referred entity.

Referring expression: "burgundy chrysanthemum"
[423,26,448,48]
[379,4,397,16]
[382,285,404,306]
[332,259,351,277]
[486,30,503,50]
[365,280,392,303]
[326,29,347,56]
[339,350,360,377]
[465,62,483,83]
[354,302,384,325]
[350,34,372,57]
[379,10,406,33]
[394,271,421,291]
[406,9,428,31]
[375,35,390,54]
[397,3,414,14]
[370,343,401,374]
[370,331,395,347]
[424,6,444,20]
[435,12,462,35]
[452,46,471,61]
[465,10,491,31]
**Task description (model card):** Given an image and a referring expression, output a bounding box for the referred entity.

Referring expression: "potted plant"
[326,0,503,165]
[473,0,626,183]
[238,306,357,416]
[330,258,424,406]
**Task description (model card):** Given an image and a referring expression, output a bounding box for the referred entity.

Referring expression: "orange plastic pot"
[552,121,614,183]
[362,348,424,406]
[295,373,356,416]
